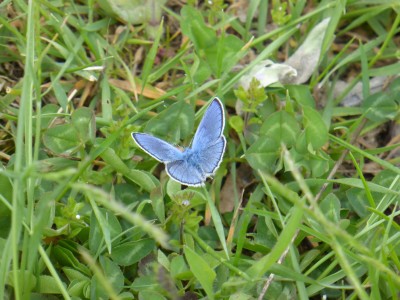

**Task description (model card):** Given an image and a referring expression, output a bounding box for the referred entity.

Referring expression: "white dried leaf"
[239,59,297,90]
[285,18,331,84]
[103,0,166,24]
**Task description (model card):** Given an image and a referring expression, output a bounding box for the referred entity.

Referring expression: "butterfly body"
[132,98,226,186]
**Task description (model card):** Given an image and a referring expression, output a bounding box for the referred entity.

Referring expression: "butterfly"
[131,98,226,186]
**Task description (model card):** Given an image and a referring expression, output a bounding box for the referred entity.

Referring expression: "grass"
[0,0,400,299]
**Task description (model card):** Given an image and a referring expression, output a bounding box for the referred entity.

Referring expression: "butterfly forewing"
[191,98,225,149]
[132,133,183,163]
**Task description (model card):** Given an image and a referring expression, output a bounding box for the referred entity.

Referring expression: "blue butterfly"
[131,98,226,186]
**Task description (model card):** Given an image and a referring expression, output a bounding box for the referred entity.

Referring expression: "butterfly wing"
[166,159,205,186]
[131,133,183,162]
[191,98,225,149]
[198,136,226,176]
[166,136,225,186]
[132,97,226,186]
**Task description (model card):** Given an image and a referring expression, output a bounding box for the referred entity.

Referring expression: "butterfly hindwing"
[131,133,183,163]
[192,98,225,150]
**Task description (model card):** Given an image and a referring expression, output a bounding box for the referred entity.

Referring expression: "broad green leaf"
[36,157,78,173]
[320,193,341,223]
[302,106,328,150]
[260,111,300,147]
[130,276,160,293]
[36,275,62,294]
[7,270,36,291]
[88,202,113,255]
[346,188,369,217]
[68,279,89,297]
[205,34,245,76]
[43,105,95,155]
[52,245,90,275]
[286,148,330,178]
[71,107,96,145]
[181,6,244,77]
[308,153,330,177]
[372,169,398,188]
[184,246,216,299]
[145,101,195,142]
[192,58,213,84]
[294,131,308,154]
[139,290,167,300]
[95,256,124,295]
[39,104,59,129]
[170,255,191,280]
[100,147,157,192]
[286,85,316,108]
[229,115,244,134]
[43,124,79,154]
[363,91,398,122]
[89,209,122,255]
[388,76,400,96]
[246,137,280,173]
[157,250,170,271]
[181,6,216,51]
[112,183,143,206]
[124,167,159,192]
[62,267,90,282]
[90,274,118,299]
[166,179,182,198]
[111,239,155,266]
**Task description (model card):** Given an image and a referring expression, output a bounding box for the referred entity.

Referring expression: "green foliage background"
[0,0,399,299]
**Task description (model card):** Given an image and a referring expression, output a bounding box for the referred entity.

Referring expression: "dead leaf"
[219,164,253,213]
[109,78,166,99]
[285,18,331,84]
[239,59,297,90]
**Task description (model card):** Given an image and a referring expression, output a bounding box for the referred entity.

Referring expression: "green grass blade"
[202,186,229,259]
